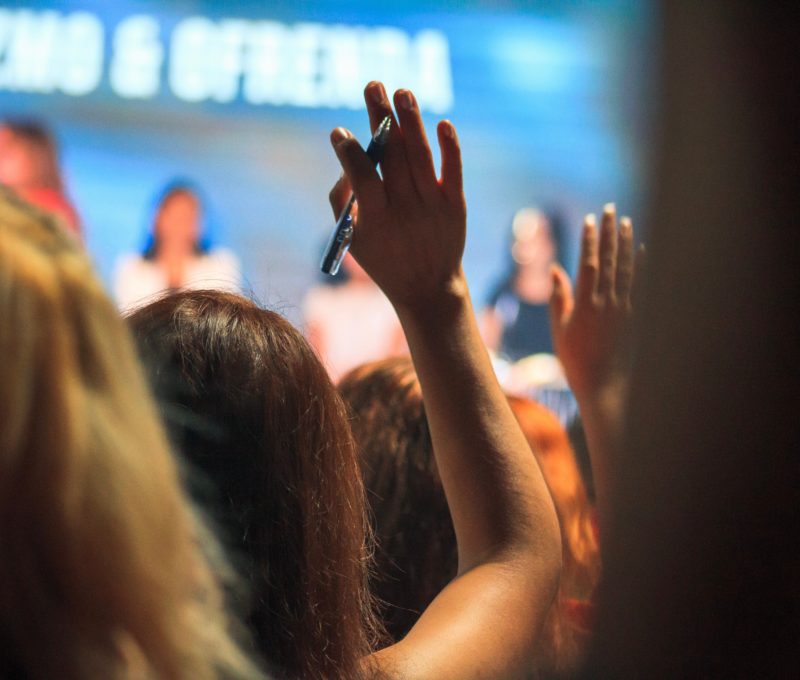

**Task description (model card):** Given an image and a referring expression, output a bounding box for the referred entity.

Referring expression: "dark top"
[488,282,553,361]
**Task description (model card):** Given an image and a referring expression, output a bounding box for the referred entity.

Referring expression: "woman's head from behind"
[338,357,456,642]
[127,290,379,680]
[0,189,256,679]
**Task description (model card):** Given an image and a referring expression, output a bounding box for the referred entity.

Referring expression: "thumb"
[549,264,574,334]
[330,127,386,211]
[328,172,352,219]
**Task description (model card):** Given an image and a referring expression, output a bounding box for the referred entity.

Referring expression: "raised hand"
[549,203,643,533]
[548,203,643,403]
[328,81,467,313]
[327,84,562,679]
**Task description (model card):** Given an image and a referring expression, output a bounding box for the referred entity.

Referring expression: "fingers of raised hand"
[597,203,618,299]
[328,173,352,217]
[576,206,638,310]
[549,264,575,334]
[363,81,415,199]
[436,120,465,210]
[576,214,599,306]
[330,127,386,211]
[615,216,635,306]
[363,81,395,138]
[393,89,439,200]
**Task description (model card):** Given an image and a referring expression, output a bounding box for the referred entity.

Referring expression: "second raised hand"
[548,203,644,537]
[548,203,642,402]
[328,81,467,313]
[326,82,562,680]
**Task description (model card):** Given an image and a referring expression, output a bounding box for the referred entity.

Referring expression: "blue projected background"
[0,0,653,323]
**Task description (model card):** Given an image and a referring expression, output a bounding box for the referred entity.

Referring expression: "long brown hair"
[337,357,457,642]
[127,290,383,680]
[0,189,261,679]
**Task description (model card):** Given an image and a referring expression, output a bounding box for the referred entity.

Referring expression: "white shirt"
[303,281,406,382]
[113,248,242,312]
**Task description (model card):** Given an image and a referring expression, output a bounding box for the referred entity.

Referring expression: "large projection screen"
[0,0,652,323]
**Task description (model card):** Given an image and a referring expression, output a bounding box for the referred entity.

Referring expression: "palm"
[327,84,467,312]
[549,206,640,401]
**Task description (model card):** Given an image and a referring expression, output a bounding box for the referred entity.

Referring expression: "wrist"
[573,377,629,422]
[569,361,630,400]
[392,269,471,326]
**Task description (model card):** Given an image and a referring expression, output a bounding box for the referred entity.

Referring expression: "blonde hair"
[0,188,262,679]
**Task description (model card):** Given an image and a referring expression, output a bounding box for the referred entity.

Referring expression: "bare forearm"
[574,382,627,539]
[332,81,564,677]
[550,206,638,542]
[395,277,561,574]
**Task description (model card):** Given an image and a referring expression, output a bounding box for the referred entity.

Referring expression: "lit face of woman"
[155,191,201,253]
[511,209,556,272]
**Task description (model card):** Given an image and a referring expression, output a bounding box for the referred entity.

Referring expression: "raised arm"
[328,81,561,679]
[548,205,643,535]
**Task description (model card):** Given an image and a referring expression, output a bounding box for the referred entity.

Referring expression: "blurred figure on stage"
[481,206,569,361]
[0,119,81,237]
[303,252,406,382]
[114,180,241,311]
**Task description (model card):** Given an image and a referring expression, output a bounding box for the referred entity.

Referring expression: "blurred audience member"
[0,188,263,680]
[0,119,81,236]
[340,358,599,676]
[303,252,405,381]
[481,206,569,361]
[114,180,241,311]
[578,4,800,676]
[338,357,456,642]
